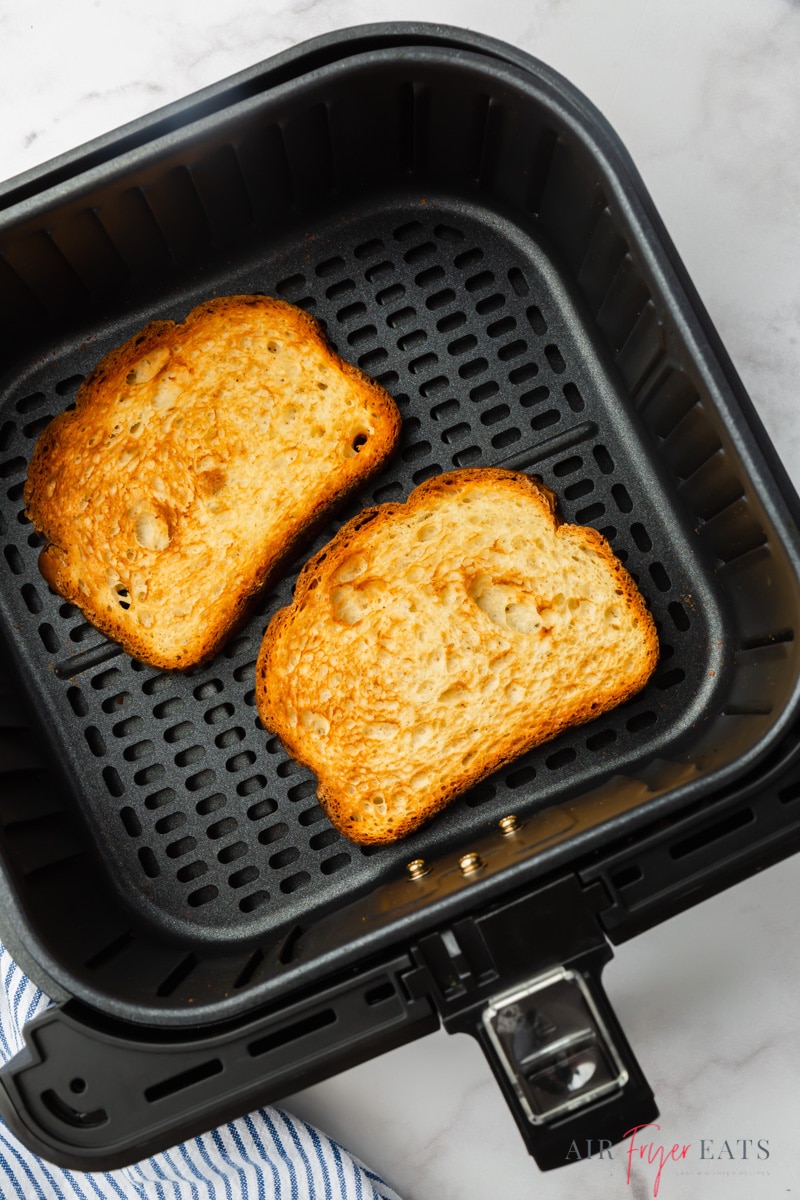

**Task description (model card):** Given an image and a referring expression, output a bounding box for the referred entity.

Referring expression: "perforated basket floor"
[2,29,800,1025]
[0,195,722,947]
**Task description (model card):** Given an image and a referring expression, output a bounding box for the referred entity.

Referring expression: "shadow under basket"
[1,22,800,1173]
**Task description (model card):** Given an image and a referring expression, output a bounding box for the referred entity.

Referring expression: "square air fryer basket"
[1,22,800,1172]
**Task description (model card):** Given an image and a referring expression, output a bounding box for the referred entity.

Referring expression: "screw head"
[459,851,484,876]
[499,814,522,836]
[406,858,430,880]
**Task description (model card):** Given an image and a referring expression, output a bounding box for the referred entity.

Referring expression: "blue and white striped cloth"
[0,943,403,1200]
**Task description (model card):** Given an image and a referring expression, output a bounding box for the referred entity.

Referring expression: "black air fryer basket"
[1,24,800,1173]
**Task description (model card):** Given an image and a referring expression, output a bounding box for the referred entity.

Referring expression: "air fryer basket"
[1,23,800,1171]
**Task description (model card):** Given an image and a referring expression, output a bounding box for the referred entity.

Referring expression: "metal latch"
[482,967,629,1126]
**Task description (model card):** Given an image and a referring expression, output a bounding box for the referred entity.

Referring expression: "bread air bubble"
[300,710,330,736]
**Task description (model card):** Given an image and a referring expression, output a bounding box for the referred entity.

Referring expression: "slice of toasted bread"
[24,295,401,669]
[256,468,659,844]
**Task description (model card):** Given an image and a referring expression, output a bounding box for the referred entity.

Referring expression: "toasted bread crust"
[256,468,659,844]
[24,295,401,669]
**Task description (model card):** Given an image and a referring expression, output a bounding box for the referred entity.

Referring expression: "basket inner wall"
[0,50,797,1014]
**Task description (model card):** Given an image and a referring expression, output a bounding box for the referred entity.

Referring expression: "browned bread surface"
[24,295,401,669]
[256,468,659,844]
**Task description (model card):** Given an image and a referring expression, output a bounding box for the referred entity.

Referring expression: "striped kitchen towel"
[0,942,403,1200]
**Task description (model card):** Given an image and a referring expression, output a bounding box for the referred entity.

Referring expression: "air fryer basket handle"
[403,874,657,1170]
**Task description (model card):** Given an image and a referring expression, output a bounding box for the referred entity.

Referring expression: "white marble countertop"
[2,1,800,1197]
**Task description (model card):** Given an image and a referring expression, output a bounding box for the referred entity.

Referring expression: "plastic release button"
[482,967,628,1125]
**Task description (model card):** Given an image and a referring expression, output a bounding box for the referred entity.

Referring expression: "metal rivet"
[406,858,430,880]
[459,852,484,876]
[499,814,522,836]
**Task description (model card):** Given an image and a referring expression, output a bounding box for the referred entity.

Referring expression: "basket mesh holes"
[247,798,277,821]
[563,478,593,502]
[545,345,566,373]
[207,817,238,840]
[586,728,617,751]
[226,750,256,772]
[508,363,538,388]
[453,445,482,467]
[21,412,55,439]
[631,523,652,552]
[336,301,366,323]
[498,339,527,362]
[402,440,431,463]
[397,329,427,353]
[448,334,478,357]
[298,805,325,827]
[138,847,160,878]
[309,828,339,851]
[649,562,672,592]
[376,283,405,306]
[229,866,259,889]
[101,691,131,714]
[432,399,460,421]
[436,311,466,334]
[287,779,316,804]
[275,273,305,298]
[66,686,88,717]
[470,381,499,404]
[506,764,536,789]
[612,483,633,513]
[626,710,657,733]
[187,885,218,908]
[193,678,224,700]
[426,288,456,312]
[119,807,142,837]
[38,622,58,650]
[442,423,470,445]
[145,787,175,810]
[152,697,183,719]
[84,726,106,757]
[174,744,204,768]
[218,841,248,864]
[55,374,85,397]
[508,267,530,297]
[186,769,215,792]
[315,255,345,278]
[463,781,497,808]
[553,455,583,479]
[365,261,394,285]
[125,739,154,763]
[15,392,47,414]
[668,601,690,632]
[166,836,196,859]
[575,501,605,524]
[258,822,288,846]
[239,891,269,913]
[237,774,267,797]
[215,726,245,749]
[530,409,560,431]
[155,812,186,835]
[475,292,505,316]
[347,324,377,349]
[177,861,208,883]
[280,871,310,894]
[564,383,585,412]
[404,241,436,265]
[135,764,164,787]
[655,667,686,691]
[102,766,124,797]
[196,793,227,816]
[458,357,488,380]
[492,428,521,450]
[143,674,176,697]
[320,853,351,875]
